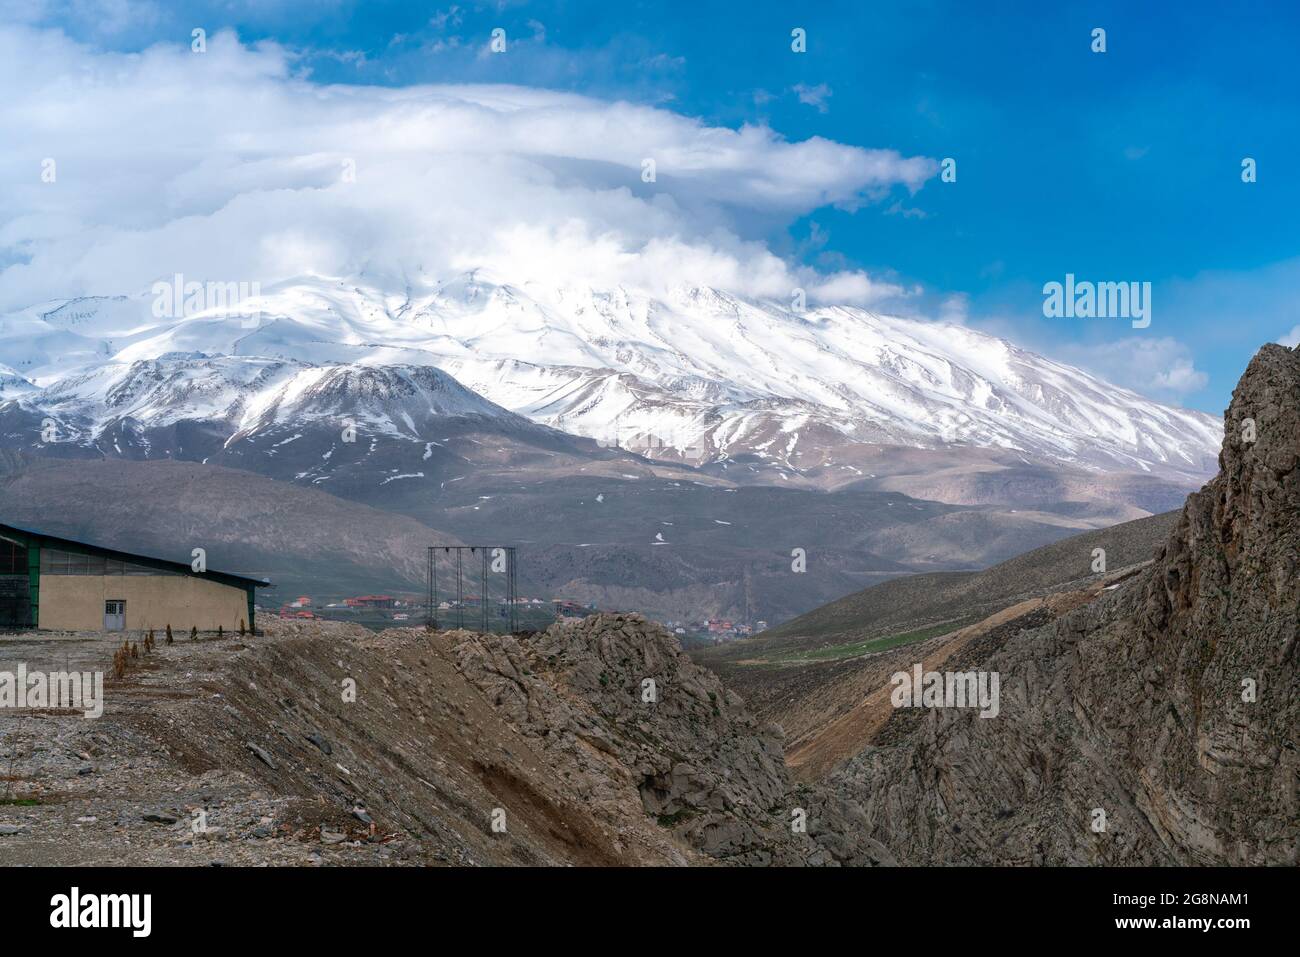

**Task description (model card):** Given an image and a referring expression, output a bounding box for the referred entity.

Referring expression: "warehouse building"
[0,523,268,633]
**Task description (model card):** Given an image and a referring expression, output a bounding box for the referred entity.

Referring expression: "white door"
[104,599,125,631]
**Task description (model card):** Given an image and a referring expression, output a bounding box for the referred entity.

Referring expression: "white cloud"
[793,82,832,113]
[428,6,463,31]
[938,294,969,324]
[1278,325,1300,347]
[1058,337,1209,401]
[0,0,162,36]
[0,26,937,311]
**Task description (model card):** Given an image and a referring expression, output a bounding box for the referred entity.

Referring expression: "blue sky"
[7,0,1300,413]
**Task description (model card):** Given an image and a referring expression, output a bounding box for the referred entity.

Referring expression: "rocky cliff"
[830,344,1299,864]
[449,613,891,865]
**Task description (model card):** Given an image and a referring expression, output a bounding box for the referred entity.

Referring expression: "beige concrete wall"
[39,574,249,632]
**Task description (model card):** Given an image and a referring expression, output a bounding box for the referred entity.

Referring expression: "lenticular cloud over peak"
[0,25,936,311]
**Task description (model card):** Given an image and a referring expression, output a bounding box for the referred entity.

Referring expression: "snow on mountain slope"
[0,274,1221,483]
[0,362,37,400]
[21,353,520,445]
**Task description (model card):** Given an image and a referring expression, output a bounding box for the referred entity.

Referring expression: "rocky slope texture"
[825,344,1299,864]
[0,614,887,866]
[447,614,889,865]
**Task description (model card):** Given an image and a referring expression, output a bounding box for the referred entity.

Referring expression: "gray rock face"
[450,613,893,866]
[245,742,278,771]
[831,344,1299,865]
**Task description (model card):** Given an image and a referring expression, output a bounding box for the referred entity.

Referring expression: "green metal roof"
[0,522,270,590]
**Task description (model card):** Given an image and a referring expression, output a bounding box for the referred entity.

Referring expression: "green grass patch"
[766,618,977,663]
[0,797,40,806]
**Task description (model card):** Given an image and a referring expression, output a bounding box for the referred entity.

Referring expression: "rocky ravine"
[829,344,1299,865]
[447,615,891,865]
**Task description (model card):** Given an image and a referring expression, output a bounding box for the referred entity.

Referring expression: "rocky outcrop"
[0,605,896,866]
[449,613,893,865]
[831,344,1299,865]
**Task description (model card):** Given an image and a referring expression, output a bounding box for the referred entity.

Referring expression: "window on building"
[40,546,179,576]
[0,539,26,575]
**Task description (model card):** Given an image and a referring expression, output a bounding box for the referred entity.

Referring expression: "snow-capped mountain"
[0,273,1221,484]
[32,355,516,442]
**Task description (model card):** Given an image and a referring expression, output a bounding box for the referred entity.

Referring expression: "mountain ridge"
[0,274,1220,488]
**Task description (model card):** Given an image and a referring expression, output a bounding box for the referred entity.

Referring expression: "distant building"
[344,595,396,609]
[289,595,312,608]
[0,522,268,632]
[755,620,768,632]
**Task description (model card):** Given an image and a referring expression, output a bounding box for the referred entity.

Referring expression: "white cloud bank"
[0,26,937,312]
[1058,337,1209,401]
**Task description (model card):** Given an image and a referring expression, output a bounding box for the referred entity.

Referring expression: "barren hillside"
[0,457,460,597]
[0,615,888,866]
[694,509,1177,732]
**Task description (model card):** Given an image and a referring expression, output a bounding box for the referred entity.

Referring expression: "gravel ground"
[0,626,419,866]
